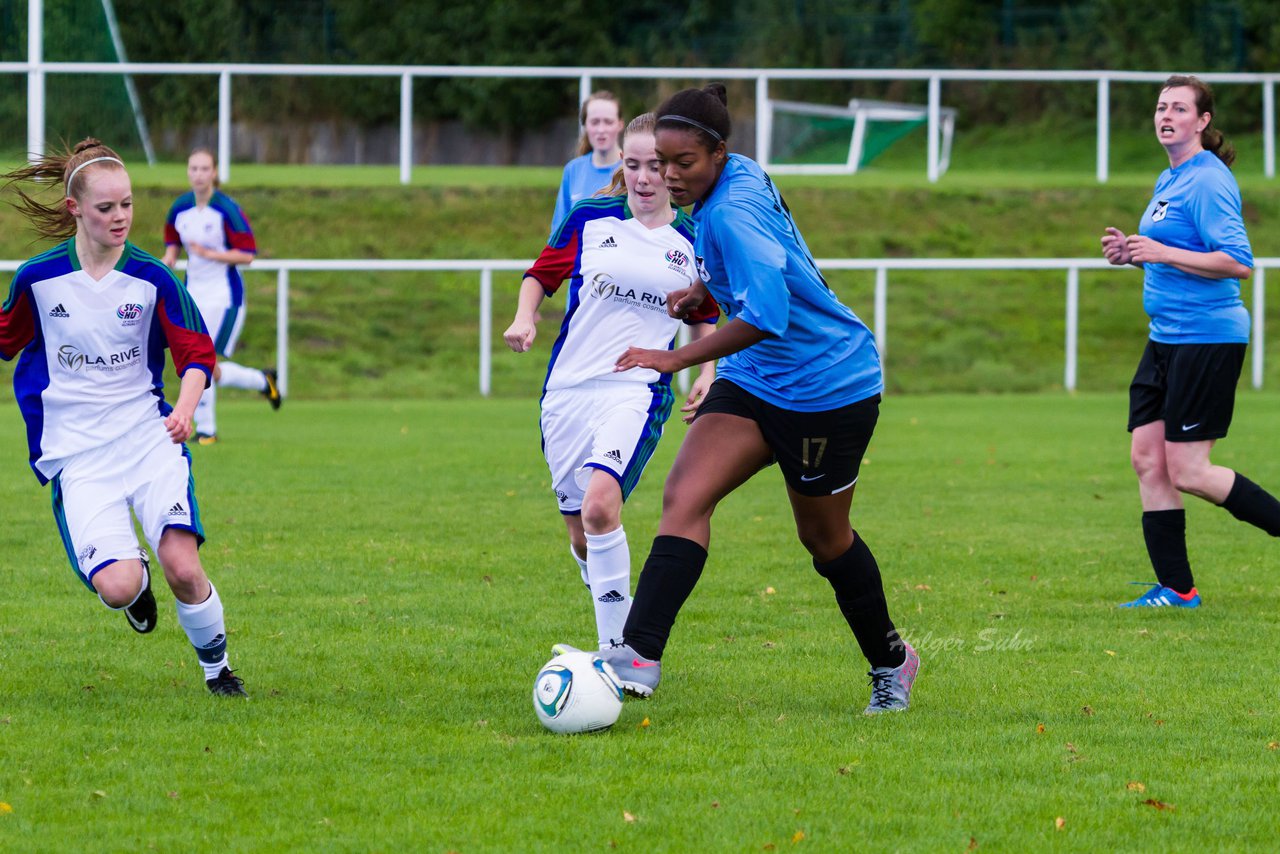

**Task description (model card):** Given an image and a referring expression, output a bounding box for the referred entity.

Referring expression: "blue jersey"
[551,153,620,235]
[691,154,881,410]
[1138,150,1252,344]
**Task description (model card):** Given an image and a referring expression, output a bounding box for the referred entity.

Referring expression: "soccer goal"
[762,98,956,176]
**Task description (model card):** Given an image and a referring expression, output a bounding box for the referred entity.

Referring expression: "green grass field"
[1,394,1278,851]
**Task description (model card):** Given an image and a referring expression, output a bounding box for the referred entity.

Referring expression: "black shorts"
[695,378,880,496]
[1127,340,1245,442]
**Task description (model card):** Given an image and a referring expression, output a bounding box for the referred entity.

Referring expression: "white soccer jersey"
[0,239,215,483]
[163,190,256,309]
[525,196,718,391]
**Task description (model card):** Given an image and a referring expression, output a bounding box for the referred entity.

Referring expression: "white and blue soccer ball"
[532,651,624,734]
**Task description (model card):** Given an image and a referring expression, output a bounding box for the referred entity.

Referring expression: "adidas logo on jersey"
[597,589,626,604]
[48,303,70,318]
[604,449,623,464]
[599,236,618,248]
[167,502,186,517]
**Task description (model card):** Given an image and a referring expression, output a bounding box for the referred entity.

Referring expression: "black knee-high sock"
[1220,473,1280,537]
[622,535,707,661]
[1142,509,1194,594]
[813,531,904,669]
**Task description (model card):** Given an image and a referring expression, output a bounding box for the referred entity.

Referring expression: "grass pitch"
[1,393,1278,851]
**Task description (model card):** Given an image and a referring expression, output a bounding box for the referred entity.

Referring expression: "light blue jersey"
[692,154,882,410]
[1138,150,1253,344]
[551,153,620,235]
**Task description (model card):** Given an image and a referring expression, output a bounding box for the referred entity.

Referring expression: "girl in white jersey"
[162,147,281,445]
[506,113,720,651]
[1,139,247,697]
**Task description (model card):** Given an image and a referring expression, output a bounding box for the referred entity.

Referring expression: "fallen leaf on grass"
[765,587,776,595]
[166,791,180,799]
[967,838,978,851]
[0,802,12,814]
[711,801,720,809]
[1141,799,1174,811]
[1104,650,1116,656]
[1035,723,1046,734]
[914,584,932,591]
[638,717,650,729]
[1268,741,1279,750]
[1081,705,1094,716]
[91,790,107,799]
[792,830,805,843]
[1126,781,1146,793]
[1054,816,1065,831]
[623,811,636,823]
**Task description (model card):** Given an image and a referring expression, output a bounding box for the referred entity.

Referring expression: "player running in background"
[1102,75,1280,608]
[596,84,919,715]
[0,139,246,696]
[550,91,624,235]
[506,113,719,651]
[163,147,280,445]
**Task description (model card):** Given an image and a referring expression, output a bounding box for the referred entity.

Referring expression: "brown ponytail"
[2,138,127,241]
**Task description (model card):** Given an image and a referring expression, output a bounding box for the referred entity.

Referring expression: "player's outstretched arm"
[504,276,548,353]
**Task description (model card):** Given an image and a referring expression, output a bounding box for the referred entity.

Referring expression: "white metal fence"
[5,49,1279,183]
[4,257,1274,396]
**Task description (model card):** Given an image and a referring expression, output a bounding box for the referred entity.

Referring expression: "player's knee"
[1167,460,1209,496]
[93,561,144,608]
[579,497,620,534]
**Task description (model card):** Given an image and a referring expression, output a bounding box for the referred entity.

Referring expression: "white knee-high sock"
[217,360,267,391]
[570,544,590,589]
[175,582,230,680]
[194,383,216,435]
[585,526,631,649]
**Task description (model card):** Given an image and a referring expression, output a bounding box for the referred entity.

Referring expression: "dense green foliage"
[1,395,1279,850]
[3,0,1280,157]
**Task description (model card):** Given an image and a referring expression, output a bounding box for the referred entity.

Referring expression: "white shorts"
[51,419,204,590]
[539,380,674,514]
[195,294,245,359]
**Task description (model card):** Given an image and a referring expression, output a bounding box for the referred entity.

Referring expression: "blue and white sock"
[176,582,230,680]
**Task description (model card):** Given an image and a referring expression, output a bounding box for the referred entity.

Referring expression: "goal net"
[763,98,956,175]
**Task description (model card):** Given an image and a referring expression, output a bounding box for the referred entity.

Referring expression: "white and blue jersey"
[0,239,216,484]
[1138,150,1253,344]
[551,153,620,235]
[692,154,882,411]
[526,195,719,393]
[164,190,256,354]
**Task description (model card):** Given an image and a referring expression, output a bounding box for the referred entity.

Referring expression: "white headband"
[65,156,124,193]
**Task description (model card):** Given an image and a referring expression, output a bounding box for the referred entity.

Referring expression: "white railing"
[3,257,1274,395]
[3,54,1279,184]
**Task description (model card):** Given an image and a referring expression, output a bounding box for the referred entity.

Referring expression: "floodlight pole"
[27,0,44,162]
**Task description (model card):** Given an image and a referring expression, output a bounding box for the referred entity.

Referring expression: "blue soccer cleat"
[1118,582,1201,608]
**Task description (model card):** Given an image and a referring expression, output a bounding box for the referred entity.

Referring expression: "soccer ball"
[532,651,624,734]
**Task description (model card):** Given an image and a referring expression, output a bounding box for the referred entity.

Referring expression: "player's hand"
[503,318,536,352]
[188,243,212,260]
[1101,226,1133,265]
[681,371,714,423]
[615,346,683,375]
[667,282,709,319]
[164,410,193,444]
[1125,234,1165,265]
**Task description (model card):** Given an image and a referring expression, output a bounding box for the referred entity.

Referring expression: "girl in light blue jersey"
[599,84,918,716]
[1102,75,1280,608]
[550,91,624,234]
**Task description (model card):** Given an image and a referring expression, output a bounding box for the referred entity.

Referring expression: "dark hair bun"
[704,83,728,106]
